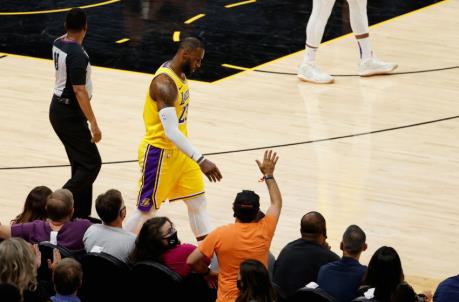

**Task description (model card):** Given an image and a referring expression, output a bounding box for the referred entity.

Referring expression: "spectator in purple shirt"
[0,189,91,252]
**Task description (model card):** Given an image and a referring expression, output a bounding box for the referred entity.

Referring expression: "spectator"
[50,258,83,302]
[355,246,432,302]
[0,238,43,301]
[273,211,339,297]
[83,189,135,263]
[128,216,203,277]
[11,186,52,224]
[359,246,404,302]
[236,259,276,302]
[187,150,282,302]
[317,225,367,302]
[0,189,92,252]
[434,274,459,302]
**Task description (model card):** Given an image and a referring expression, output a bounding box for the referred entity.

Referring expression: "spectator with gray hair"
[0,189,91,252]
[317,224,368,302]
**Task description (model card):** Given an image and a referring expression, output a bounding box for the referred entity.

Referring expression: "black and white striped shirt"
[52,36,93,101]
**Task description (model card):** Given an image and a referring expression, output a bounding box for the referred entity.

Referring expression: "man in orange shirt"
[187,150,282,302]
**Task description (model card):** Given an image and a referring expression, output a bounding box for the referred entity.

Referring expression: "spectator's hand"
[256,150,279,176]
[47,248,62,272]
[32,244,41,269]
[199,159,222,182]
[205,270,218,289]
[421,291,433,302]
[90,122,102,143]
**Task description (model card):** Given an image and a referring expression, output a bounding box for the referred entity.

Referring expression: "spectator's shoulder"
[320,259,339,271]
[179,243,197,251]
[73,218,93,228]
[328,249,340,260]
[262,213,277,223]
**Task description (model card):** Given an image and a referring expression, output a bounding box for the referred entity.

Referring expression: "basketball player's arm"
[73,85,102,143]
[152,74,222,182]
[256,150,282,220]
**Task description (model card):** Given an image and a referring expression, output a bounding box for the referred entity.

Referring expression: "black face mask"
[237,280,243,291]
[166,231,179,248]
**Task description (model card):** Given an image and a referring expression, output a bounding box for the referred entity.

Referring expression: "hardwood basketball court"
[1,0,458,292]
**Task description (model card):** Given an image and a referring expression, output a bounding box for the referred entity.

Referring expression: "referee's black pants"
[49,98,101,218]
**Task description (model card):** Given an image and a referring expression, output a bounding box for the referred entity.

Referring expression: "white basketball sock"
[357,37,373,60]
[302,46,318,65]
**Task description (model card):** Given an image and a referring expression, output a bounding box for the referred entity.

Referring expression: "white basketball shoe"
[297,62,334,84]
[359,57,398,77]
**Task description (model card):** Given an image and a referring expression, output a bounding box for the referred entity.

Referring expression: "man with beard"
[125,37,222,244]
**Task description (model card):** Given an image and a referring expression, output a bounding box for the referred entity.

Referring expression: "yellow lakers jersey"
[142,62,190,149]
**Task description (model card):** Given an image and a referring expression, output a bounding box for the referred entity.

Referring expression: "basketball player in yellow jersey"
[125,37,222,242]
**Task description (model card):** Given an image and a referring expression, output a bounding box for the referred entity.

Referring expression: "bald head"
[46,189,74,221]
[300,211,327,242]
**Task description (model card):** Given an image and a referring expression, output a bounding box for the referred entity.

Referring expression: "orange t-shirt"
[199,214,278,302]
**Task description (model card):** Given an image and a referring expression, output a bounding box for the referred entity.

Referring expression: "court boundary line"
[2,114,458,170]
[253,65,459,77]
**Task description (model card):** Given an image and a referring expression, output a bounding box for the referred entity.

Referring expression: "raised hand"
[255,150,279,176]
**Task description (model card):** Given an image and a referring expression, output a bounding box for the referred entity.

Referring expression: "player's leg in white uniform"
[125,207,158,234]
[347,0,398,76]
[298,0,336,84]
[183,195,212,242]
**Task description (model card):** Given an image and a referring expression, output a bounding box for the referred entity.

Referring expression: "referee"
[49,8,102,219]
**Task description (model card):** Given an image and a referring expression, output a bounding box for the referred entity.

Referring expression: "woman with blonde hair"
[0,238,44,301]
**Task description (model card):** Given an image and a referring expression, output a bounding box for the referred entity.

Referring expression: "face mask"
[166,231,179,248]
[237,279,243,290]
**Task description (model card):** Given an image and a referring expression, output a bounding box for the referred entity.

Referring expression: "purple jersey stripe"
[137,145,163,211]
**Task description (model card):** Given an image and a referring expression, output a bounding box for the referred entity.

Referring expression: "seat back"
[0,283,20,302]
[129,261,183,301]
[181,273,217,302]
[37,241,75,297]
[79,252,130,302]
[288,286,336,302]
[273,282,288,302]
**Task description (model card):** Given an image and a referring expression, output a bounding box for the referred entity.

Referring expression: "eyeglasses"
[162,227,176,239]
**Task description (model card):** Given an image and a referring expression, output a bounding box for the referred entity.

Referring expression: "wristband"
[259,175,274,182]
[197,156,206,165]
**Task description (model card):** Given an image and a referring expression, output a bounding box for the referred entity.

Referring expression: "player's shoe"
[358,57,398,77]
[297,63,334,84]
